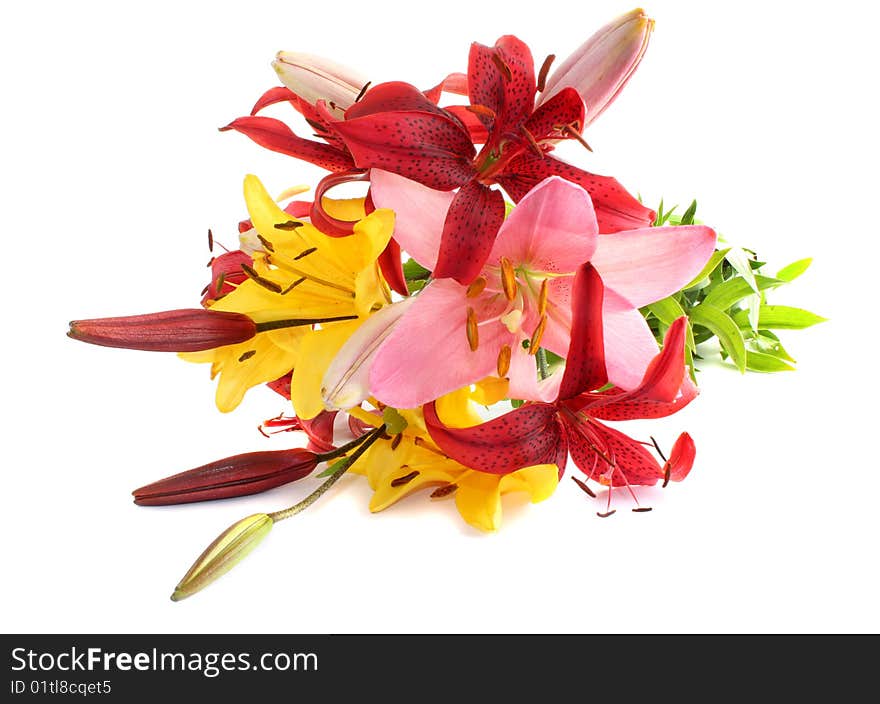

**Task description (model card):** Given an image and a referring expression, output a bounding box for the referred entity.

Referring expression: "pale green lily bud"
[538,8,654,126]
[273,51,369,117]
[171,513,273,601]
[321,298,415,411]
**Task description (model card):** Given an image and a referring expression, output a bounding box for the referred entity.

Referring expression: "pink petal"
[369,278,511,409]
[557,263,607,400]
[219,116,354,172]
[490,175,597,274]
[506,344,563,403]
[433,180,506,284]
[368,169,453,271]
[602,288,660,391]
[424,401,565,475]
[592,225,717,308]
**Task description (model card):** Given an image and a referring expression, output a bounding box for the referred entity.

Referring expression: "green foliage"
[642,200,826,377]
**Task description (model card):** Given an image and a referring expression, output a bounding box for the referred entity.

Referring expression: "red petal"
[565,415,663,486]
[378,238,409,296]
[67,309,256,352]
[266,372,292,400]
[424,401,564,475]
[132,448,317,505]
[468,36,536,135]
[498,153,655,232]
[586,317,698,421]
[432,181,506,284]
[524,86,585,141]
[220,116,354,172]
[299,411,339,453]
[250,86,298,115]
[202,251,252,306]
[558,263,607,400]
[308,170,371,236]
[443,105,490,144]
[324,102,476,190]
[665,432,696,482]
[424,72,469,103]
[345,81,451,119]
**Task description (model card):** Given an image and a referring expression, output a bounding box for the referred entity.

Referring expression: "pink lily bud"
[67,309,257,352]
[133,448,319,506]
[273,51,369,115]
[538,8,654,126]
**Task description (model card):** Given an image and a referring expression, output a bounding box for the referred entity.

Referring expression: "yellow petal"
[499,464,559,503]
[435,377,511,429]
[455,472,503,532]
[290,320,361,420]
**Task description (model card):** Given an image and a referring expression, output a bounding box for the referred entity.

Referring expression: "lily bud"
[538,8,654,126]
[321,298,414,411]
[67,309,257,352]
[273,51,368,116]
[171,513,273,601]
[132,448,319,506]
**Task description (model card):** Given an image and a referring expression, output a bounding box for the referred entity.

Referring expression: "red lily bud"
[67,309,257,352]
[132,448,319,506]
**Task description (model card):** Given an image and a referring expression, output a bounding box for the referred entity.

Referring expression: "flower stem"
[268,423,387,522]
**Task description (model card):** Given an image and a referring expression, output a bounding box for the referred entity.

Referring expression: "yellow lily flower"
[181,174,393,413]
[348,380,558,532]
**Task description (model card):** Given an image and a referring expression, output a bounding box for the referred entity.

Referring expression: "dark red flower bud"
[132,448,319,506]
[67,309,257,352]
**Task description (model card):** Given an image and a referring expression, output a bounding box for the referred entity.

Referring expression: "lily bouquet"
[68,9,823,600]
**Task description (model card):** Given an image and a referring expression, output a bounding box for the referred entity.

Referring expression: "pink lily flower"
[367,174,716,409]
[422,263,698,514]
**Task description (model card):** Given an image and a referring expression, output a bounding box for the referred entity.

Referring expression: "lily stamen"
[265,251,355,295]
[538,278,549,316]
[466,276,488,298]
[500,257,517,301]
[536,53,555,92]
[528,314,548,355]
[466,306,479,351]
[562,123,593,152]
[496,344,512,377]
[240,263,283,293]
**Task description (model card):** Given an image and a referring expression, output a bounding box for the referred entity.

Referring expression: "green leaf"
[679,199,698,225]
[402,258,431,281]
[745,350,796,373]
[690,304,747,372]
[725,247,760,295]
[752,333,797,363]
[645,296,695,350]
[683,248,730,290]
[317,458,350,478]
[701,275,785,311]
[510,399,524,409]
[776,257,813,282]
[733,305,827,330]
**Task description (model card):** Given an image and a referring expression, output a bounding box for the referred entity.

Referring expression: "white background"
[2,0,877,633]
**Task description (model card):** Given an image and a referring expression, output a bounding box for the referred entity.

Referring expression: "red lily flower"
[423,262,697,513]
[322,36,654,284]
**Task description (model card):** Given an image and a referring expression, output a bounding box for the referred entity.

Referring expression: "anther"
[466,276,487,298]
[571,476,597,498]
[274,220,303,231]
[520,125,543,157]
[538,278,549,316]
[355,81,372,102]
[241,263,283,293]
[256,234,275,252]
[496,344,512,378]
[491,53,512,81]
[562,123,593,152]
[500,257,517,301]
[238,350,256,362]
[632,507,653,513]
[390,470,420,487]
[662,464,671,488]
[466,307,479,352]
[207,228,214,252]
[280,277,307,295]
[596,510,617,518]
[528,314,548,355]
[215,272,226,295]
[430,483,458,499]
[293,246,317,261]
[466,104,497,120]
[537,54,555,92]
[390,434,403,451]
